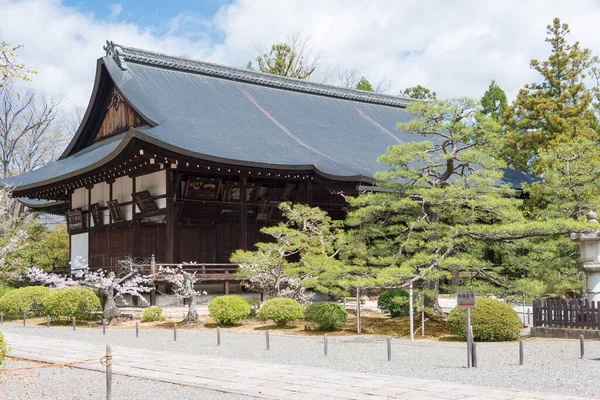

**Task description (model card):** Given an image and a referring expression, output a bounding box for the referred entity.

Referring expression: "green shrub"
[259,298,303,327]
[0,286,15,299]
[141,306,165,322]
[377,289,410,317]
[0,286,51,317]
[304,302,347,331]
[447,298,522,341]
[0,332,8,368]
[209,295,251,325]
[42,287,101,321]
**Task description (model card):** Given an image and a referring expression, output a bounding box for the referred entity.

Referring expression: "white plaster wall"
[90,182,110,226]
[113,176,133,221]
[137,170,166,209]
[70,232,89,272]
[71,187,87,210]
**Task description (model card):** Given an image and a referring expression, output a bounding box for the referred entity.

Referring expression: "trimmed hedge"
[209,295,251,325]
[259,298,303,327]
[377,289,410,317]
[304,302,347,331]
[141,306,165,322]
[447,298,522,341]
[0,286,15,299]
[42,287,101,321]
[0,286,51,317]
[0,332,8,368]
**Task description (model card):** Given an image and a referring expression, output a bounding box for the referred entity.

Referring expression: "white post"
[466,307,472,368]
[421,293,425,337]
[356,287,361,334]
[409,282,414,342]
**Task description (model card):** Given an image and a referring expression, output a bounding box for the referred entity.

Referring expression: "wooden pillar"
[131,176,139,258]
[165,168,176,263]
[239,174,248,251]
[86,185,93,265]
[108,179,114,267]
[224,280,230,295]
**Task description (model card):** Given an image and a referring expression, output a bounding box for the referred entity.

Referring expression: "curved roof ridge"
[103,40,414,108]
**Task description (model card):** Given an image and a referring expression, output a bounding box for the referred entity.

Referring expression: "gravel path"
[1,322,598,398]
[0,359,255,399]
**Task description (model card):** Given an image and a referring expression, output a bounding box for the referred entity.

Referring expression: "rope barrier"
[0,357,101,373]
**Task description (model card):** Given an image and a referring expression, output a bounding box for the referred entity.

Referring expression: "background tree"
[402,85,436,100]
[1,42,36,91]
[355,77,374,92]
[481,80,508,121]
[331,67,391,93]
[247,31,323,79]
[502,18,599,172]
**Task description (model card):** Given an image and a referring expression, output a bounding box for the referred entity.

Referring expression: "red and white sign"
[457,291,476,308]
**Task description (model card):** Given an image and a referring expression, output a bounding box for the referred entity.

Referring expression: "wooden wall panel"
[180,227,217,263]
[137,225,167,262]
[89,231,109,269]
[219,223,239,263]
[93,88,145,142]
[110,228,133,263]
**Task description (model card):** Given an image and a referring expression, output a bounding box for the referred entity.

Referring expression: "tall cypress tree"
[481,80,508,121]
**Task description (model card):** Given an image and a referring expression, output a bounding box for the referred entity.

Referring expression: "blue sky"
[63,0,227,26]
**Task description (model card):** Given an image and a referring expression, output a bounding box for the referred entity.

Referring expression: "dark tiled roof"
[0,43,539,192]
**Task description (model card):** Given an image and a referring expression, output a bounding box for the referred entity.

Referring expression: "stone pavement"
[3,333,590,400]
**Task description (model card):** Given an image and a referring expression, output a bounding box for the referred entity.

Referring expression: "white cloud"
[1,0,600,113]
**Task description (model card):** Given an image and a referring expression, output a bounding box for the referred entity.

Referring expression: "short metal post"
[387,338,391,361]
[580,334,585,359]
[324,334,328,356]
[105,344,112,400]
[217,326,221,346]
[102,319,106,335]
[409,282,414,341]
[72,317,76,331]
[527,309,531,325]
[46,315,50,328]
[266,330,270,350]
[519,340,524,365]
[0,312,3,324]
[136,322,139,338]
[466,308,472,368]
[174,323,177,341]
[472,342,478,368]
[23,313,26,326]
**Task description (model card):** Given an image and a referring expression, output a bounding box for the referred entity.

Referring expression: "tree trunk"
[103,290,119,324]
[424,278,443,315]
[185,293,198,324]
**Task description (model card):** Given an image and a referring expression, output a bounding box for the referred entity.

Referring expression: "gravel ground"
[1,322,598,398]
[0,359,255,399]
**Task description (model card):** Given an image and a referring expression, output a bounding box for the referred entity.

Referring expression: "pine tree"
[355,77,374,92]
[481,80,508,121]
[402,85,436,100]
[502,18,599,172]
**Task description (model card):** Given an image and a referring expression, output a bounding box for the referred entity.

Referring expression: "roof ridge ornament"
[103,40,128,71]
[103,41,413,108]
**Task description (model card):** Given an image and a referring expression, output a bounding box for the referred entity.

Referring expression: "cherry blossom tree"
[158,264,207,324]
[27,257,153,323]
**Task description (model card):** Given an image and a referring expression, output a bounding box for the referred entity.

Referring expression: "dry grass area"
[18,310,453,340]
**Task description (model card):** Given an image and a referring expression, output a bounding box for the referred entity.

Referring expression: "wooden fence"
[533,298,600,330]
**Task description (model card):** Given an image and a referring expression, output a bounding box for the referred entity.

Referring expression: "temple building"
[2,42,533,296]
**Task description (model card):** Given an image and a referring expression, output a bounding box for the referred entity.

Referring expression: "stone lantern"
[571,211,600,302]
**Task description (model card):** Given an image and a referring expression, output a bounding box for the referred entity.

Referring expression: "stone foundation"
[531,326,600,339]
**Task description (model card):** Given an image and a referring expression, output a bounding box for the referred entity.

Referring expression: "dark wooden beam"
[165,167,176,263]
[239,173,248,251]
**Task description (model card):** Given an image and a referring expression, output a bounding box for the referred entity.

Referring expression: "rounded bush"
[447,298,522,341]
[259,298,303,327]
[377,289,410,317]
[141,306,165,322]
[0,286,15,299]
[0,286,51,317]
[42,287,101,321]
[0,332,8,368]
[209,295,251,325]
[304,302,347,331]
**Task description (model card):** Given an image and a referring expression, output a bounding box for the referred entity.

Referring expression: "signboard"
[67,209,84,231]
[184,177,221,200]
[132,190,158,213]
[107,200,124,223]
[90,203,103,227]
[457,290,476,308]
